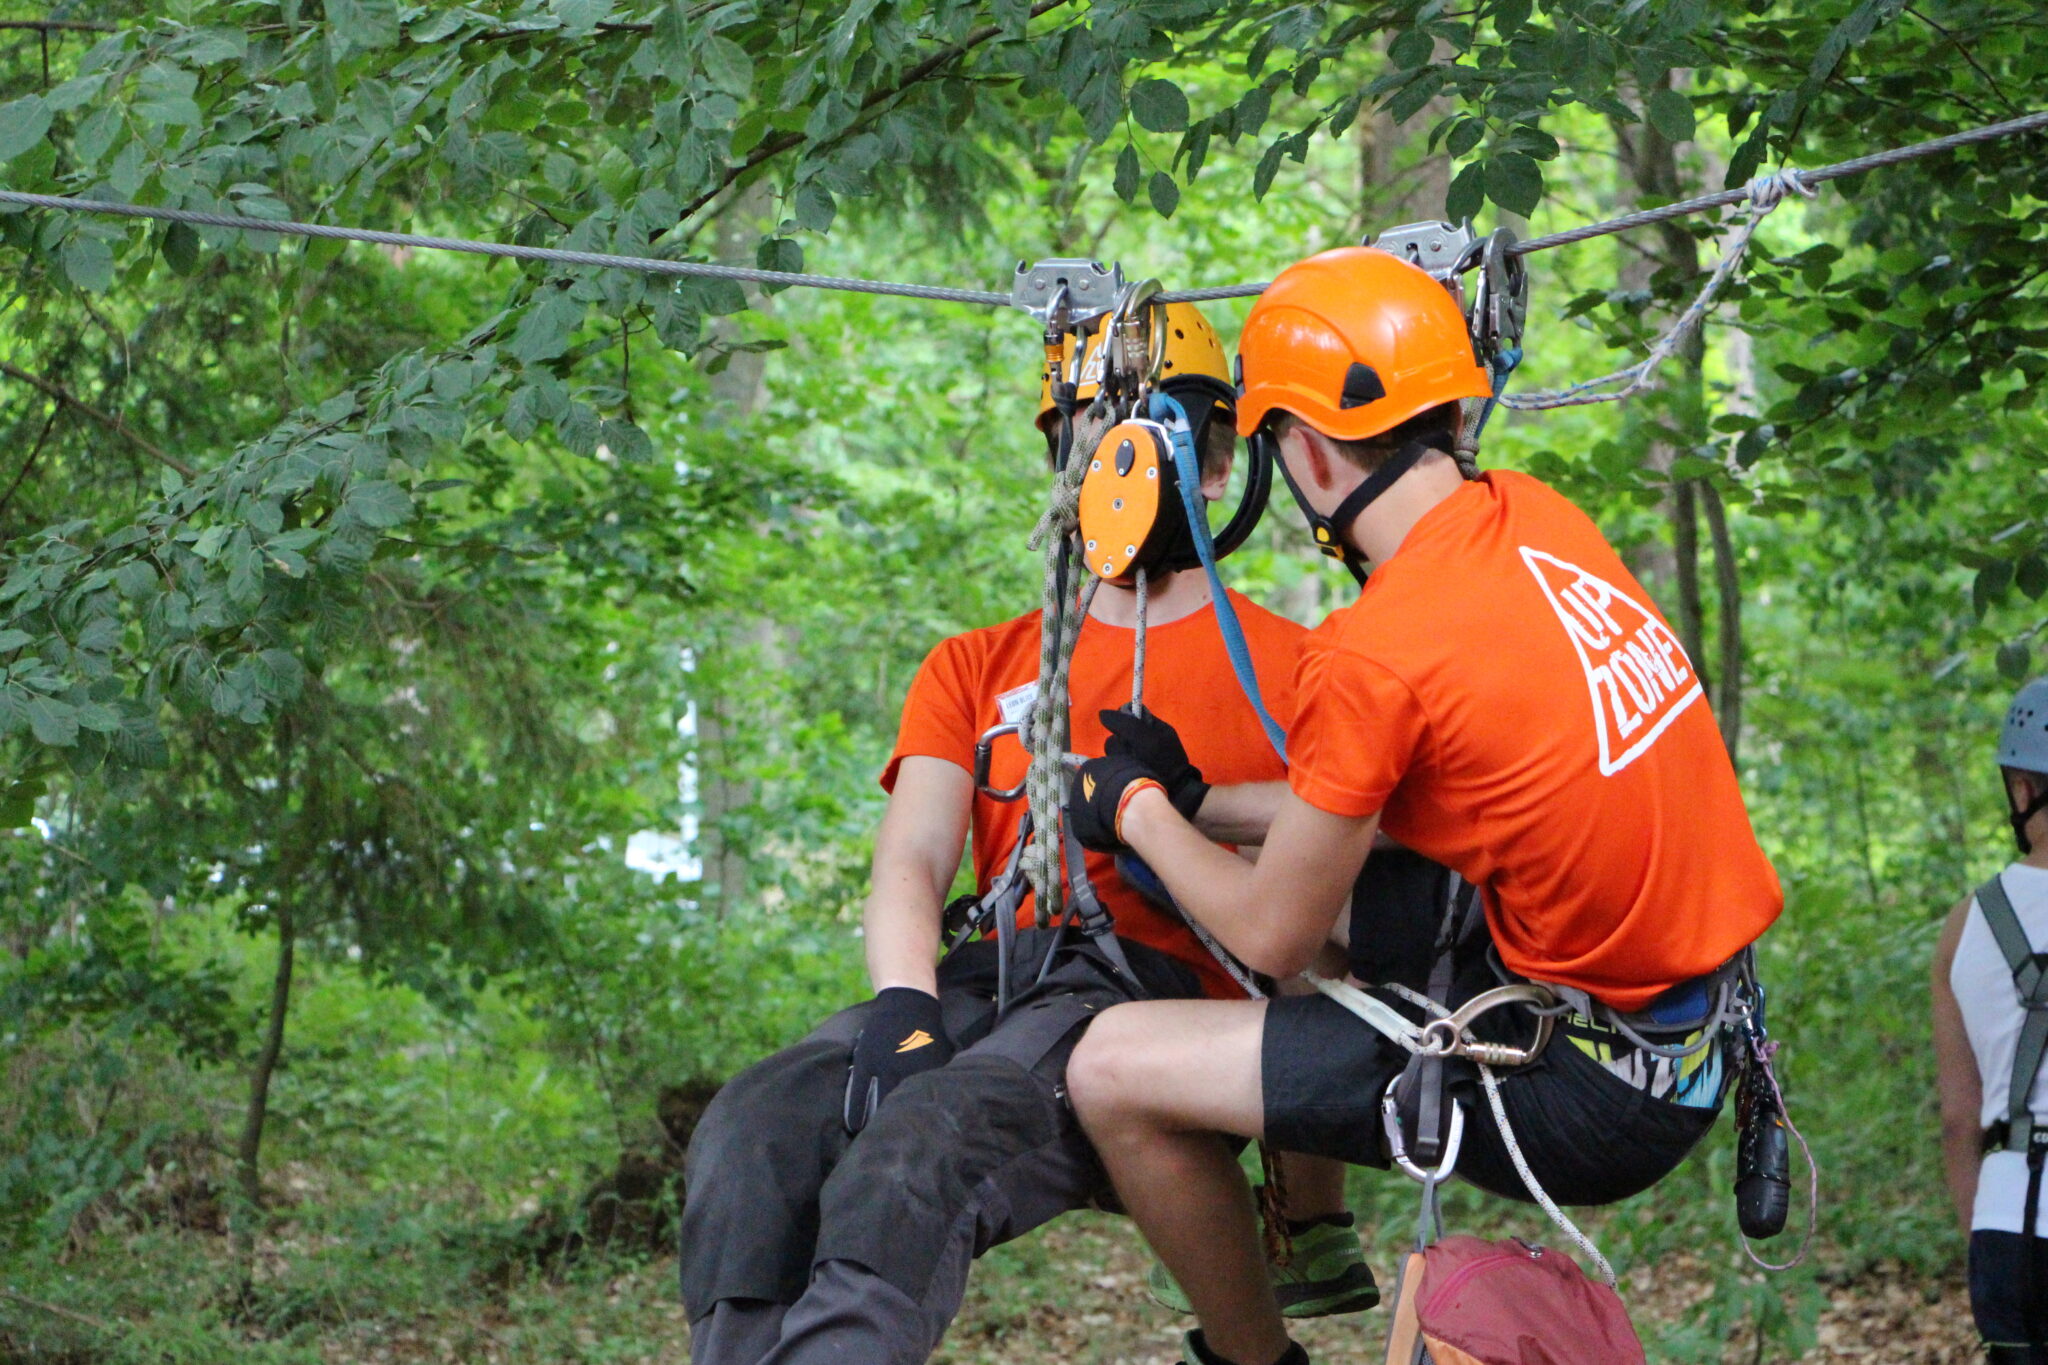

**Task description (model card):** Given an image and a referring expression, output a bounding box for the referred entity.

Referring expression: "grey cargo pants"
[679,934,1196,1365]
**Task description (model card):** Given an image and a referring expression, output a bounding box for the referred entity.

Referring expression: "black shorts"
[1972,1229,2048,1354]
[1261,850,1720,1207]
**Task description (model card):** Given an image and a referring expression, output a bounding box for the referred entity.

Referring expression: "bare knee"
[1066,1005,1151,1134]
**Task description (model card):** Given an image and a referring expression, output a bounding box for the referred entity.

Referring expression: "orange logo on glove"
[895,1030,935,1053]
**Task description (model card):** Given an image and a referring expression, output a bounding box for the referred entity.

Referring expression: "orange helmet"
[1037,300,1232,431]
[1234,247,1490,441]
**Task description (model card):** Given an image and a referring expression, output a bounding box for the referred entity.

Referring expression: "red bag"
[1383,1235,1646,1365]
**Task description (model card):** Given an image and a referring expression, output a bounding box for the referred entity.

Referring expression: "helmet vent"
[1340,363,1387,409]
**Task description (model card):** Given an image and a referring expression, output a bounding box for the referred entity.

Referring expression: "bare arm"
[1933,894,1982,1237]
[1121,785,1378,978]
[863,756,974,996]
[1193,781,1289,844]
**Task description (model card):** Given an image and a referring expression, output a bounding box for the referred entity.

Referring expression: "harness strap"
[1977,874,2048,1150]
[1060,818,1146,995]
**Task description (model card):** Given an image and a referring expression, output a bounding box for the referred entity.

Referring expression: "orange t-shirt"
[883,589,1304,999]
[1287,471,1782,1012]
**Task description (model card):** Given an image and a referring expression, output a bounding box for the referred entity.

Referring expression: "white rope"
[1477,1062,1616,1284]
[1497,167,1815,413]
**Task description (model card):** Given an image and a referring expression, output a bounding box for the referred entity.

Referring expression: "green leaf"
[510,290,583,364]
[756,237,804,281]
[1445,161,1485,223]
[0,629,29,653]
[1646,87,1696,144]
[0,774,45,827]
[1147,171,1180,218]
[162,222,201,275]
[601,419,654,463]
[1389,28,1434,69]
[701,35,754,96]
[192,525,231,560]
[1446,117,1486,159]
[2018,555,2048,602]
[60,235,114,293]
[1114,143,1141,204]
[75,700,119,733]
[1976,561,2014,616]
[1252,137,1287,200]
[27,696,78,747]
[76,617,119,653]
[794,182,836,233]
[2000,641,2033,683]
[1493,0,1532,37]
[347,480,414,529]
[114,561,155,599]
[0,95,51,162]
[1483,152,1543,217]
[1130,79,1190,134]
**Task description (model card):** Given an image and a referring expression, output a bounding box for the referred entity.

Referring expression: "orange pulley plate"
[1078,419,1172,584]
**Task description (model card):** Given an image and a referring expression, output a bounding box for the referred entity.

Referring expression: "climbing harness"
[1307,877,1809,1286]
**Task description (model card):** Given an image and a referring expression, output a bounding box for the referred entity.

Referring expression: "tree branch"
[0,19,113,34]
[674,0,1075,225]
[0,403,62,533]
[0,1288,114,1333]
[0,362,194,478]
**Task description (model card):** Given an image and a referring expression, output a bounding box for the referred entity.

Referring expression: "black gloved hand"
[1101,708,1208,820]
[843,987,952,1134]
[1066,752,1163,853]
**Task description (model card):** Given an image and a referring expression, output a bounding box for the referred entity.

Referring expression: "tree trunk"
[1615,73,1743,759]
[235,887,294,1259]
[1700,481,1743,757]
[695,184,775,916]
[1667,479,1711,695]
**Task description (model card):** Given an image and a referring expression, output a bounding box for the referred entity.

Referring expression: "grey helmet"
[1998,678,2048,850]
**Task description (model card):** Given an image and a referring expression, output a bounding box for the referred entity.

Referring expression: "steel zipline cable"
[0,107,2042,306]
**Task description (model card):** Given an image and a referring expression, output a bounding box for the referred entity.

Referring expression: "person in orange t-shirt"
[1061,248,1784,1365]
[680,306,1376,1365]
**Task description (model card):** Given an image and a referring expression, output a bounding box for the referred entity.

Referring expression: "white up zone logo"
[1519,547,1704,775]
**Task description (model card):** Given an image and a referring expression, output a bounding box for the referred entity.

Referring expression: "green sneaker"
[1147,1216,1380,1319]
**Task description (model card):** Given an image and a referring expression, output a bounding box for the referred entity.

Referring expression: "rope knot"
[1744,167,1816,214]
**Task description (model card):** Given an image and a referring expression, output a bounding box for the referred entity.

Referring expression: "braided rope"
[1130,564,1148,713]
[1497,168,1814,412]
[1023,406,1110,923]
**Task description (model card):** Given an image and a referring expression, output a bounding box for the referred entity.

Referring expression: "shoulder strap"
[1977,874,2048,1147]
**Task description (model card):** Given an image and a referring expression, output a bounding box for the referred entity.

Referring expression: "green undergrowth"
[1,869,1960,1364]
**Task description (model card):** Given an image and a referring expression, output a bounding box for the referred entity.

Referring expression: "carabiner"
[1106,278,1166,409]
[972,721,1028,801]
[1383,1078,1466,1185]
[1415,983,1557,1067]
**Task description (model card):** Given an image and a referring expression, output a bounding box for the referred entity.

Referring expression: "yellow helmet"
[1036,300,1232,432]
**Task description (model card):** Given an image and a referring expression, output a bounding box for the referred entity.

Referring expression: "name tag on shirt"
[997,681,1039,726]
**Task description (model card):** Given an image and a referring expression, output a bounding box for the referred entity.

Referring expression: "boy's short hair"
[1045,400,1237,481]
[1264,401,1464,474]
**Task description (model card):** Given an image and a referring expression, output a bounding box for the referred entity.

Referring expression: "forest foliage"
[1,0,2045,1359]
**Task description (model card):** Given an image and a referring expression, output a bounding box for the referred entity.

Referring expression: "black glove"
[1066,752,1163,853]
[1101,708,1208,820]
[843,987,952,1134]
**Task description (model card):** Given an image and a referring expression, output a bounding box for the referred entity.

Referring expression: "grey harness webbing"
[1976,874,2048,1153]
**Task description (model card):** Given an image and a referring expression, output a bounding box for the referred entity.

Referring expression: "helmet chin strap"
[2011,786,2048,854]
[1267,431,1450,586]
